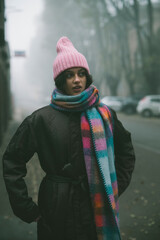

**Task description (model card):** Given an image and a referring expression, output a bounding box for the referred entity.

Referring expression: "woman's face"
[64,67,87,96]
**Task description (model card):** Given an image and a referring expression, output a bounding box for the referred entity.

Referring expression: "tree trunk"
[147,0,153,53]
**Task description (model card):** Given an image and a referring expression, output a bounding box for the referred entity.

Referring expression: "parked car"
[121,95,144,114]
[101,96,124,112]
[136,95,160,117]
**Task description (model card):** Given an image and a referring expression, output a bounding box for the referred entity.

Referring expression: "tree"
[108,0,160,93]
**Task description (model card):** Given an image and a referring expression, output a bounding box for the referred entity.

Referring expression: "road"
[118,113,160,155]
[117,113,160,240]
[0,113,160,240]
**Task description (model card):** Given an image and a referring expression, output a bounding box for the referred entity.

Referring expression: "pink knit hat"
[53,36,90,80]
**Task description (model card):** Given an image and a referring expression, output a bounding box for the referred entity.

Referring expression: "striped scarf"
[50,85,121,240]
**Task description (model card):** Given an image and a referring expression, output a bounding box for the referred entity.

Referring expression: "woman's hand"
[34,215,42,222]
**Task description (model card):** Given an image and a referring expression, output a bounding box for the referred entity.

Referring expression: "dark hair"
[55,68,93,93]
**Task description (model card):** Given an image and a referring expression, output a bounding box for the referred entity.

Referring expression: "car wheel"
[142,109,152,117]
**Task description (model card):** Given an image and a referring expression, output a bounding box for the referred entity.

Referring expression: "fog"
[5,0,160,118]
[1,2,160,239]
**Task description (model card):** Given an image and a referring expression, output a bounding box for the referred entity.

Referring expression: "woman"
[3,37,135,240]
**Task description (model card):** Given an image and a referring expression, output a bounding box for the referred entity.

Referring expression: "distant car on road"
[136,95,160,117]
[121,95,144,115]
[101,96,124,112]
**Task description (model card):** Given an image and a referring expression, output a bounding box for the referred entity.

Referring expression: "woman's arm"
[112,110,136,196]
[2,116,40,223]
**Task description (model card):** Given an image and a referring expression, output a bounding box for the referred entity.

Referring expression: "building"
[0,0,11,146]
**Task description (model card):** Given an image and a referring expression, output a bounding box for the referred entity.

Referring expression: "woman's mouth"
[73,86,82,92]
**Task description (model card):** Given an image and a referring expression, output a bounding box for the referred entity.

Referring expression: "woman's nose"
[74,74,80,82]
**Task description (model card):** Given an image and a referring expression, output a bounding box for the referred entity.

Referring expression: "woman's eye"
[65,72,74,79]
[78,71,85,77]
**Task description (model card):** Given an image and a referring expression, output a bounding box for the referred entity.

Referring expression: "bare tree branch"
[108,0,135,22]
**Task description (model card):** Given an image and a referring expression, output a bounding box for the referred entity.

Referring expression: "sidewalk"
[119,146,160,240]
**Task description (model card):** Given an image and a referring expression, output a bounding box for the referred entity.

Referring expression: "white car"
[136,95,160,117]
[101,96,124,112]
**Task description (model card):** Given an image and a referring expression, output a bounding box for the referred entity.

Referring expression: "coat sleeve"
[112,110,136,196]
[2,116,40,223]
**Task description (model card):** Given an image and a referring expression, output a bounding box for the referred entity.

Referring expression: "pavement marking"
[135,142,160,155]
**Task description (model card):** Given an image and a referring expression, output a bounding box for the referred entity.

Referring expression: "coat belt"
[45,174,87,191]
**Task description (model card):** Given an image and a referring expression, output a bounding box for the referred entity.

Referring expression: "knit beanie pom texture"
[53,36,90,80]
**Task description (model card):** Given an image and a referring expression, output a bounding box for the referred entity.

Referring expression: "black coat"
[3,105,135,240]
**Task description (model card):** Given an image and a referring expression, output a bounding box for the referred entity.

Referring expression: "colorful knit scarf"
[50,85,121,240]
